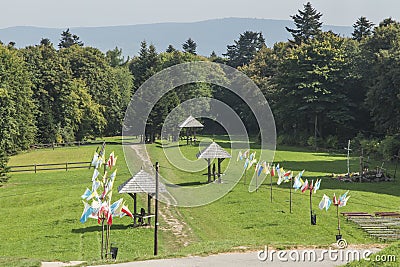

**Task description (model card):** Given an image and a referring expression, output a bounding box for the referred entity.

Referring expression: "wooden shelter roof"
[196,142,232,159]
[118,170,167,194]
[179,116,204,128]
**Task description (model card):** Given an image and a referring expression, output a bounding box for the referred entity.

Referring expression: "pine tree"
[223,31,265,68]
[166,44,176,53]
[58,29,84,48]
[352,17,374,41]
[182,38,197,54]
[286,2,323,45]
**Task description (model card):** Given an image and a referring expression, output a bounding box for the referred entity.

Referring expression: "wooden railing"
[8,161,92,173]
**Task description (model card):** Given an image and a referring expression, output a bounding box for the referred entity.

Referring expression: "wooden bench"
[374,212,400,217]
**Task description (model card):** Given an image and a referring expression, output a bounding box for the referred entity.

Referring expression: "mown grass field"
[0,136,399,266]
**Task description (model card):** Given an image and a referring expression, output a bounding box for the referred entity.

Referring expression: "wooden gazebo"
[179,116,204,145]
[118,170,167,226]
[196,142,231,183]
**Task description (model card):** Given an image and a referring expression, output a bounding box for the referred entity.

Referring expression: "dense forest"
[1,2,400,182]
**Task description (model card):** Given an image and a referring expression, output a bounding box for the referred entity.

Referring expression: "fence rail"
[8,161,92,173]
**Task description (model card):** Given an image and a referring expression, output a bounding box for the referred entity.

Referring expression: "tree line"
[1,2,400,182]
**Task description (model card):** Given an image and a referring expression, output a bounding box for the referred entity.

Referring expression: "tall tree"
[166,44,176,53]
[363,21,400,134]
[286,2,323,45]
[106,47,128,67]
[352,17,374,41]
[0,45,36,152]
[275,32,355,144]
[182,38,197,54]
[223,31,265,68]
[58,29,84,49]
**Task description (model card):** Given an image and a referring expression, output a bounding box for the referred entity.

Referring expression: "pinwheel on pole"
[319,191,351,249]
[80,144,133,260]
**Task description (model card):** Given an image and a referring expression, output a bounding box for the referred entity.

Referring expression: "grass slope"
[0,137,399,266]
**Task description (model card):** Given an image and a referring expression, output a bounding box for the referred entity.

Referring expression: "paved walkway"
[86,248,381,267]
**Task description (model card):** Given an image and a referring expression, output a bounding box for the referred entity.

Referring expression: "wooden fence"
[8,161,92,173]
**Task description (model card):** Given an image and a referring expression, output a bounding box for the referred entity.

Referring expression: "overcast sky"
[1,0,399,29]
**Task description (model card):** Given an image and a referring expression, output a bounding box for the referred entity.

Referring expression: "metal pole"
[309,189,312,224]
[337,204,341,236]
[154,162,159,256]
[290,178,292,213]
[270,173,272,203]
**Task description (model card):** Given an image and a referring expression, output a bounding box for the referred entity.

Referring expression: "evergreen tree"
[166,44,176,53]
[182,38,197,54]
[106,47,128,67]
[223,31,265,68]
[352,17,374,41]
[286,2,323,45]
[58,28,84,48]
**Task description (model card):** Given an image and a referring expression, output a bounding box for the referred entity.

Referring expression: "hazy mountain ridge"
[0,18,353,57]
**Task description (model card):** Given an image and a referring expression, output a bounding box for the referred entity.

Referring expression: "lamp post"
[154,162,159,256]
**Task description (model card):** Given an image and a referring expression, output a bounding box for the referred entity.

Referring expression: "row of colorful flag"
[237,150,322,194]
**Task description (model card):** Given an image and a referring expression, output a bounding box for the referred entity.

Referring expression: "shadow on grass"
[72,224,130,233]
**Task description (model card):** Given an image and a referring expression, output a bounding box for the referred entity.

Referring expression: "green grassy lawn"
[0,143,171,266]
[0,137,399,266]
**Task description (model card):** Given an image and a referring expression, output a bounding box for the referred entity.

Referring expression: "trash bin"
[311,214,317,225]
[110,246,118,260]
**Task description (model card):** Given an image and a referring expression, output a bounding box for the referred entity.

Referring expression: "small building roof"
[179,116,204,128]
[118,170,167,194]
[196,142,232,159]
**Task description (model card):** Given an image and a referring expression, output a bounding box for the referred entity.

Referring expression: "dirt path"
[130,144,193,247]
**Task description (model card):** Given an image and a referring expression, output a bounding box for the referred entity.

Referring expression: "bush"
[379,135,400,161]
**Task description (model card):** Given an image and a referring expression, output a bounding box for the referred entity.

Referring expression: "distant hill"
[0,18,353,57]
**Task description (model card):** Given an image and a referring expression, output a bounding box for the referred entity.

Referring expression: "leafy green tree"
[275,32,355,143]
[352,17,374,41]
[363,22,400,134]
[223,31,265,68]
[286,2,323,45]
[182,38,197,54]
[21,43,61,143]
[0,45,36,152]
[58,28,84,48]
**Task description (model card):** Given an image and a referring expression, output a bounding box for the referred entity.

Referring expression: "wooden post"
[212,163,216,181]
[217,159,222,183]
[34,164,37,173]
[345,140,351,177]
[207,159,211,183]
[128,193,137,226]
[154,162,159,256]
[314,114,318,151]
[394,155,399,181]
[147,194,152,225]
[66,162,68,171]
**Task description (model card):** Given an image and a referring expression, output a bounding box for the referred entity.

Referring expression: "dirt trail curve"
[130,144,192,247]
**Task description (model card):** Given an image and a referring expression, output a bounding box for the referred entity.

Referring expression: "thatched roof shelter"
[179,115,204,128]
[118,170,167,194]
[197,142,231,183]
[179,116,203,145]
[118,170,166,226]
